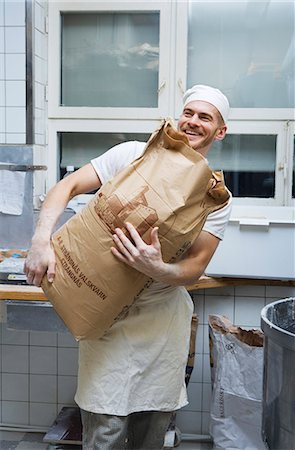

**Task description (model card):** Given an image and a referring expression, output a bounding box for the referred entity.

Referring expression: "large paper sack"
[209,315,265,450]
[42,120,229,340]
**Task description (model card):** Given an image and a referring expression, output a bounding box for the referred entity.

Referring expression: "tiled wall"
[0,0,47,146]
[1,284,294,433]
[34,0,47,146]
[0,0,26,144]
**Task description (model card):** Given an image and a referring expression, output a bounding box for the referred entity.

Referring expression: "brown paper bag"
[42,119,230,340]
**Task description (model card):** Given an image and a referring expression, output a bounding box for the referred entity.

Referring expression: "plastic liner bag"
[208,315,265,450]
[42,119,230,341]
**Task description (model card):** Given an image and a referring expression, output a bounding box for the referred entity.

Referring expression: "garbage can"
[261,297,295,450]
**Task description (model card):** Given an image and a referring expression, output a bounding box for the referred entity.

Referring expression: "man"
[24,85,232,450]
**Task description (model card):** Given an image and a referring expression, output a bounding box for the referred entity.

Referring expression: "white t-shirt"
[74,141,232,416]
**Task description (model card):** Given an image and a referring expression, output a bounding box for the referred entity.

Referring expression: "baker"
[24,84,232,450]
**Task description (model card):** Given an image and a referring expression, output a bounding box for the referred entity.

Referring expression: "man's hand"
[24,241,56,287]
[111,222,167,279]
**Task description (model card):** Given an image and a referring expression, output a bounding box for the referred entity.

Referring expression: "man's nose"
[188,114,200,126]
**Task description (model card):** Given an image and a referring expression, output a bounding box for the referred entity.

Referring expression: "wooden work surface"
[0,276,294,301]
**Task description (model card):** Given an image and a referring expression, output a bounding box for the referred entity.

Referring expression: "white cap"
[183,84,230,123]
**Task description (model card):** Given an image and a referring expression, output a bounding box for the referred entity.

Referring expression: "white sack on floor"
[208,314,265,450]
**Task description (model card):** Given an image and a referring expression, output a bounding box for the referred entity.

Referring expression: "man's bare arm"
[24,163,101,286]
[111,222,220,286]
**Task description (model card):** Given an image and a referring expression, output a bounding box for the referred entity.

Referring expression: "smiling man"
[25,85,232,450]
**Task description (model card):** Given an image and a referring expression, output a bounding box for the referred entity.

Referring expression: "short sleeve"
[202,195,232,240]
[91,141,146,185]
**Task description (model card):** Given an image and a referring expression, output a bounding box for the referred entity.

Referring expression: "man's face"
[178,100,227,156]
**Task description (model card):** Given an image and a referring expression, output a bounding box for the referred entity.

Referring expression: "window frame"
[48,0,172,120]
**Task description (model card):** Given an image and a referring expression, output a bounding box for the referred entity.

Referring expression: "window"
[48,1,171,119]
[186,0,295,109]
[59,131,149,179]
[61,12,160,108]
[208,134,276,198]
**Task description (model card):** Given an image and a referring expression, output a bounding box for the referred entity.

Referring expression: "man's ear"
[215,125,227,141]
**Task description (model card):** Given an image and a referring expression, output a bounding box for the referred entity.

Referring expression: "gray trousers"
[80,409,172,450]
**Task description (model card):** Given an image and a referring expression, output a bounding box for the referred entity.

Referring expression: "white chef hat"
[183,84,230,124]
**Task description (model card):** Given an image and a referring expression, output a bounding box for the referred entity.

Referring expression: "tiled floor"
[0,430,213,449]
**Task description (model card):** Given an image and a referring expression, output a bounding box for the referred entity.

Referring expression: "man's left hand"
[111,222,166,278]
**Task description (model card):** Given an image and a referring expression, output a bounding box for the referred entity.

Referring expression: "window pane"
[187,1,295,108]
[207,135,276,198]
[59,132,150,180]
[61,12,160,107]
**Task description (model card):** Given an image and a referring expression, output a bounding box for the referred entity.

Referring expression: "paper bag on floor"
[208,315,265,450]
[42,119,230,340]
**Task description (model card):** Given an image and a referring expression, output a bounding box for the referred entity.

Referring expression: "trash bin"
[261,297,295,450]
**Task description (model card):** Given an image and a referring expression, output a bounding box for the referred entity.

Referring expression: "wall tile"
[5,53,26,79]
[0,27,4,52]
[30,346,57,375]
[2,344,29,373]
[176,410,202,435]
[35,55,46,84]
[204,296,234,324]
[2,400,29,425]
[30,374,57,403]
[2,326,29,345]
[202,383,212,412]
[190,353,203,383]
[35,1,45,33]
[34,132,45,145]
[6,106,26,132]
[5,132,26,143]
[234,296,265,327]
[35,28,45,58]
[4,1,25,26]
[265,286,295,299]
[29,402,57,427]
[195,324,204,354]
[0,1,4,26]
[57,375,77,404]
[201,412,210,435]
[5,26,26,52]
[30,330,57,347]
[0,132,5,143]
[2,373,29,401]
[235,285,266,297]
[57,331,79,348]
[205,286,235,297]
[57,347,78,376]
[34,81,45,109]
[0,80,5,105]
[6,80,26,106]
[0,53,4,78]
[185,382,202,412]
[193,296,204,323]
[202,353,211,384]
[0,106,5,132]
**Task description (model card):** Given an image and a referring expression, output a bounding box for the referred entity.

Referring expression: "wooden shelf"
[0,276,294,301]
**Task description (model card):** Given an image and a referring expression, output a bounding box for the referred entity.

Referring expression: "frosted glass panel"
[188,1,295,108]
[207,135,276,197]
[61,12,159,107]
[59,132,150,179]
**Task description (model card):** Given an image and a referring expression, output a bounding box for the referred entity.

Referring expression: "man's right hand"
[24,241,56,287]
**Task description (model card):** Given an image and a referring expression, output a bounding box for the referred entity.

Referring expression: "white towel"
[0,164,26,215]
